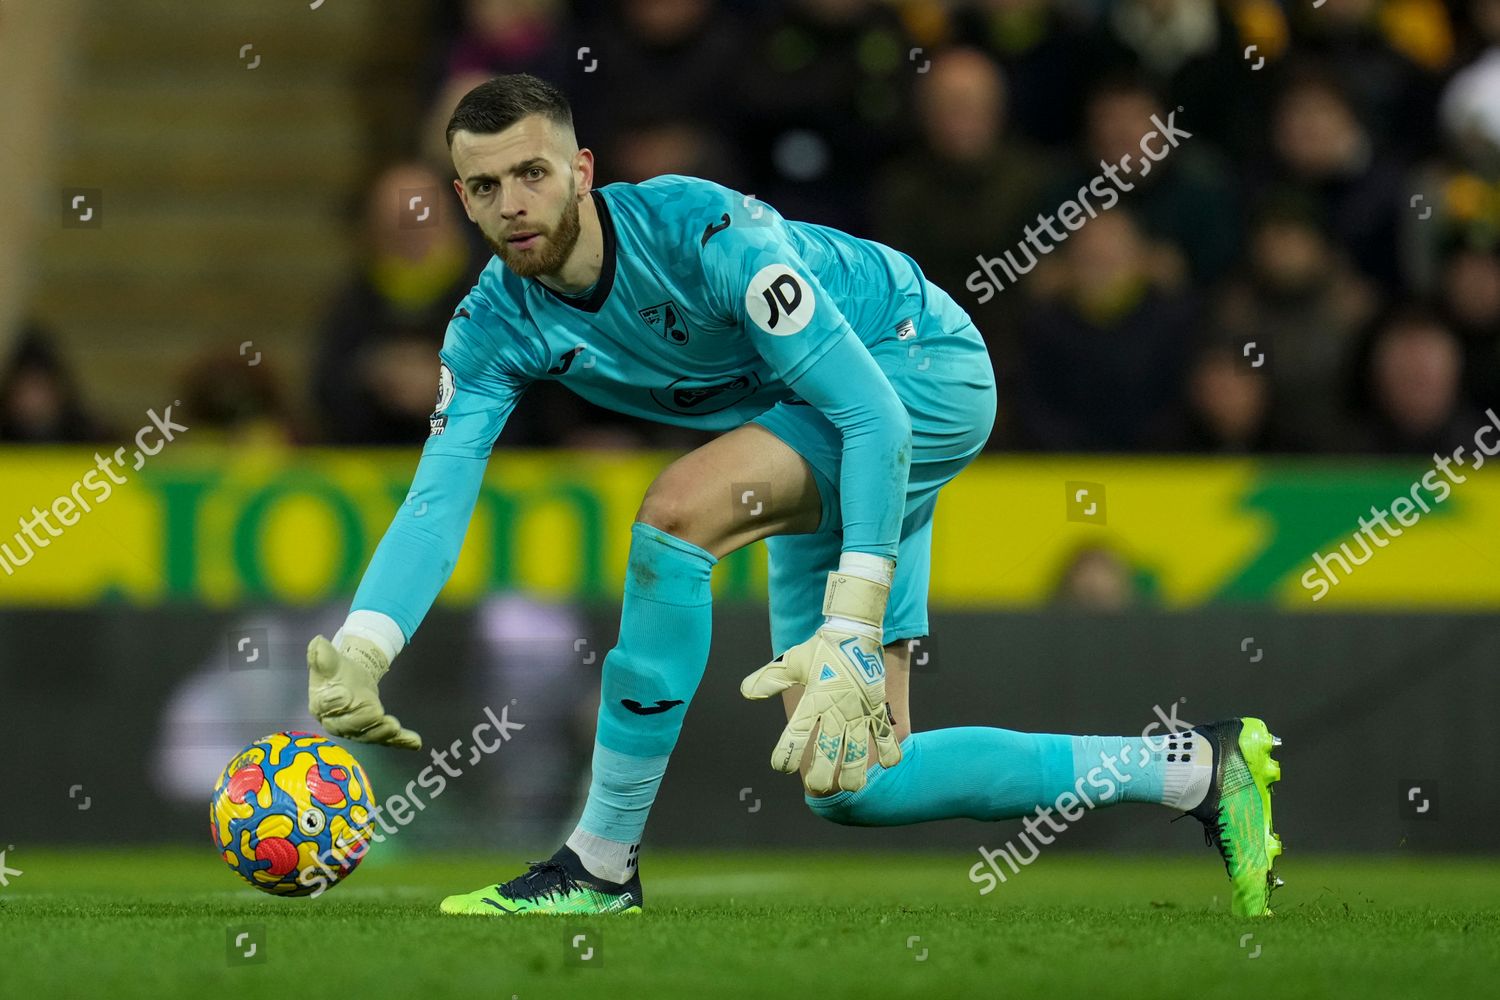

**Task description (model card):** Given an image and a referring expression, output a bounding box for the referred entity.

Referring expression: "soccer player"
[305,75,1282,917]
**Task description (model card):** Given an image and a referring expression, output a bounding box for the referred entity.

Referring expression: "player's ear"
[574,147,595,197]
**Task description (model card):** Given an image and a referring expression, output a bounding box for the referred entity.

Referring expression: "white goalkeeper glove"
[307,634,422,750]
[740,570,902,792]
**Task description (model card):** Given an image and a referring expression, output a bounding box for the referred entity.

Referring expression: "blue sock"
[569,522,716,881]
[805,728,1198,827]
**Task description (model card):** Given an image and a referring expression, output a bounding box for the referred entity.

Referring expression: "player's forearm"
[788,333,911,559]
[341,450,489,657]
[348,517,463,645]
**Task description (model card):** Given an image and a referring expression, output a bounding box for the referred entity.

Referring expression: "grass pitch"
[1,848,1494,999]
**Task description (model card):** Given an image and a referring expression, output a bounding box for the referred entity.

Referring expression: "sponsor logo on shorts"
[649,373,761,415]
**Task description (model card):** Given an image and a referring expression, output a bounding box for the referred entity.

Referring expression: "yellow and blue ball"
[209,731,375,896]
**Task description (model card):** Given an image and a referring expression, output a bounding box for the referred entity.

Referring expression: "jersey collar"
[536,189,616,314]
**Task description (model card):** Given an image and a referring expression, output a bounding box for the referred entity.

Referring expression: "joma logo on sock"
[620,699,685,716]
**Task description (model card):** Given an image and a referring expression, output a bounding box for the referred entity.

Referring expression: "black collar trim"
[537,189,616,314]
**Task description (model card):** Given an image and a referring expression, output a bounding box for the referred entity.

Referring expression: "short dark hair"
[445,74,574,147]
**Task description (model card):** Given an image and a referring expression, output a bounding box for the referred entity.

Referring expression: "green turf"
[1,848,1495,999]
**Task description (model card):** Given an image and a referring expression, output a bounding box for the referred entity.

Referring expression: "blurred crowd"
[6,0,1500,457]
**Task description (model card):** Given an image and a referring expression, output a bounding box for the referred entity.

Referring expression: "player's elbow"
[886,400,912,448]
[876,395,912,473]
[864,377,911,440]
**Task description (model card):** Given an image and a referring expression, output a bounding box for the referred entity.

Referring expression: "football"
[209,731,375,896]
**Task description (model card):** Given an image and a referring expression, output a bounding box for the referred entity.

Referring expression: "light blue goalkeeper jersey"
[354,174,935,640]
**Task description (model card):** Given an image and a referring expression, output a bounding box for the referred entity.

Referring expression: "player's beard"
[486,187,583,279]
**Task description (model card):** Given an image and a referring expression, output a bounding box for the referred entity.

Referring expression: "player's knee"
[636,479,696,538]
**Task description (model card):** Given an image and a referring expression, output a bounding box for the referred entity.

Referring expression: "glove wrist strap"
[822,571,890,631]
[337,634,390,680]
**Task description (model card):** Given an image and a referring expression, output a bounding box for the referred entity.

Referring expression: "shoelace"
[1202,816,1236,875]
[496,860,580,903]
[1171,812,1236,876]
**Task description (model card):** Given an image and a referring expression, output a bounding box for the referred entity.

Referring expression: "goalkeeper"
[307,74,1282,918]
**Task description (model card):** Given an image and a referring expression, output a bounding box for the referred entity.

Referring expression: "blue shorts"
[752,283,996,654]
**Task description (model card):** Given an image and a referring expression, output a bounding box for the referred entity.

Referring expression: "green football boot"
[1188,718,1284,917]
[439,845,643,916]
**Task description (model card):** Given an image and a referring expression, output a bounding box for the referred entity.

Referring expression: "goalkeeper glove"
[740,570,901,792]
[307,634,422,750]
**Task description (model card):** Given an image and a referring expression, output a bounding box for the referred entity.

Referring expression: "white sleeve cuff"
[332,609,407,663]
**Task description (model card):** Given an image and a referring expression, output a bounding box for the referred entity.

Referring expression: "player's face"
[451,117,588,278]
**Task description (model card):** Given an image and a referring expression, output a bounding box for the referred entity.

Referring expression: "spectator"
[312,162,485,445]
[1158,345,1278,453]
[565,0,747,188]
[736,0,913,231]
[1048,75,1243,285]
[178,346,300,445]
[1213,196,1378,450]
[1438,247,1500,408]
[873,46,1054,287]
[448,0,568,81]
[1015,209,1198,450]
[1287,0,1452,155]
[1052,544,1142,610]
[1363,309,1481,454]
[950,0,1096,147]
[0,323,107,444]
[872,46,1055,445]
[1261,69,1408,289]
[1086,0,1263,159]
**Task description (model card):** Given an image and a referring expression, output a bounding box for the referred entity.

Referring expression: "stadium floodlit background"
[1,0,1498,997]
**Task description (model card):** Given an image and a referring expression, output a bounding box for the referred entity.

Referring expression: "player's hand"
[307,634,422,750]
[740,571,901,793]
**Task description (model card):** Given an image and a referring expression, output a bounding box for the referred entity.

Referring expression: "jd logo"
[746,266,814,335]
[639,301,690,345]
[621,699,685,715]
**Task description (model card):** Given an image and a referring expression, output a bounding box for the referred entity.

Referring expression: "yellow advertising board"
[1,446,1497,609]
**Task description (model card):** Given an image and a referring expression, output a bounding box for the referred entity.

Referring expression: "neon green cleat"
[1188,718,1284,917]
[439,846,643,916]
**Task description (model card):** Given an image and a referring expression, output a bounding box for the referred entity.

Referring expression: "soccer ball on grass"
[209,731,375,896]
